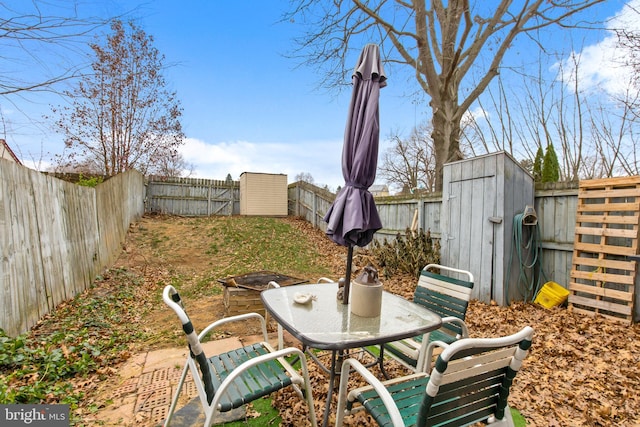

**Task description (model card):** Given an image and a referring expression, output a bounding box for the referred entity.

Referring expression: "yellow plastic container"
[534,281,570,309]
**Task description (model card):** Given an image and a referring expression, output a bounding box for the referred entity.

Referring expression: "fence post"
[312,190,318,227]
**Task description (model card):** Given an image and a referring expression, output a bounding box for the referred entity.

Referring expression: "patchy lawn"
[2,215,639,426]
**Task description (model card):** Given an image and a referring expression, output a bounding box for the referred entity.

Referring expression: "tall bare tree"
[614,6,640,124]
[150,151,194,178]
[286,0,604,191]
[380,122,436,192]
[465,43,640,181]
[52,20,185,177]
[616,3,640,92]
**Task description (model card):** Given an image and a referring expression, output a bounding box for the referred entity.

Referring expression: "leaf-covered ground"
[9,215,639,426]
[273,273,640,427]
[267,218,640,426]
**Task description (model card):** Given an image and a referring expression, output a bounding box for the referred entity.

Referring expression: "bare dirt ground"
[91,215,640,426]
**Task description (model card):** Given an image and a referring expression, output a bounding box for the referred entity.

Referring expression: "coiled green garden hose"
[507,213,547,302]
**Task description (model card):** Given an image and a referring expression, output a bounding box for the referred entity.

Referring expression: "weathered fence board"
[534,184,578,296]
[0,160,144,336]
[375,196,442,242]
[146,176,239,216]
[287,182,333,232]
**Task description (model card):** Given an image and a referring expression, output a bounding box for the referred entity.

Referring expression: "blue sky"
[1,0,635,191]
[137,0,430,190]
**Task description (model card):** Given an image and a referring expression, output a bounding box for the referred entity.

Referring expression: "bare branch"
[285,0,605,190]
[0,1,126,97]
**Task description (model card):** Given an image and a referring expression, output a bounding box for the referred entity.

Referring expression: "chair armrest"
[267,281,284,349]
[199,312,269,342]
[415,319,468,372]
[423,340,450,374]
[440,316,469,338]
[317,277,335,283]
[336,358,404,427]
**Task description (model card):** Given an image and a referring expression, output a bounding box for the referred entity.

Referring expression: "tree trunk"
[431,99,463,192]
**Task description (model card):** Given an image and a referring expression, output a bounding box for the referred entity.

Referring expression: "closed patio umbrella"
[324,43,386,304]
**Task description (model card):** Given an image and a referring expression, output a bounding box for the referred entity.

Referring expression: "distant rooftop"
[370,184,389,196]
[1,139,22,165]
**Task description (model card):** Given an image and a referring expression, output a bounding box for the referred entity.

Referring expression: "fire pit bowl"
[218,271,308,317]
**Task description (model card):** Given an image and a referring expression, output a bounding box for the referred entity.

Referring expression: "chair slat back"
[440,346,516,385]
[417,326,534,427]
[419,272,473,301]
[206,343,292,411]
[414,269,474,337]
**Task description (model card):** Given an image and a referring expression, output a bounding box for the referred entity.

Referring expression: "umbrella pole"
[343,245,353,304]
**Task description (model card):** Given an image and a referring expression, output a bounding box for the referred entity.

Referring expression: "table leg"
[321,350,339,427]
[307,347,379,426]
[322,350,344,427]
[378,345,390,379]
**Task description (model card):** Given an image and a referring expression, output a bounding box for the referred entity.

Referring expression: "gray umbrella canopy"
[324,44,386,303]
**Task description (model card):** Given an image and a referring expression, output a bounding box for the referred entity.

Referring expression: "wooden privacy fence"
[3,164,637,335]
[288,179,639,321]
[0,160,144,336]
[288,181,577,286]
[145,175,239,216]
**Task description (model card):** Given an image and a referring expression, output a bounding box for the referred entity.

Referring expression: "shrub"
[77,174,103,187]
[542,144,560,183]
[369,228,440,279]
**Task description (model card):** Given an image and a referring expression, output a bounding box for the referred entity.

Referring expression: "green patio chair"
[383,264,474,373]
[162,285,317,427]
[336,326,534,427]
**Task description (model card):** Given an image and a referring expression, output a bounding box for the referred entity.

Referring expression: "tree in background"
[542,144,561,183]
[286,0,604,191]
[533,146,544,182]
[380,113,479,192]
[616,13,640,97]
[379,121,437,192]
[151,152,194,178]
[295,172,315,184]
[52,20,185,177]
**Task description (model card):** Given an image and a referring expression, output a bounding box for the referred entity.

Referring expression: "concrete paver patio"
[96,335,271,426]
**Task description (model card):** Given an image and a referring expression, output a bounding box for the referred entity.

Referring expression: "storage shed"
[440,152,535,306]
[240,172,288,216]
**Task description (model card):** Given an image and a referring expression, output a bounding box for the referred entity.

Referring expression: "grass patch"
[221,398,281,426]
[512,407,527,426]
[205,216,332,277]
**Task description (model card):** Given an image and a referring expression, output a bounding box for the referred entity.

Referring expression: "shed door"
[441,174,497,303]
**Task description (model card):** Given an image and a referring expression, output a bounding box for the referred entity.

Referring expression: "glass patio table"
[261,281,442,427]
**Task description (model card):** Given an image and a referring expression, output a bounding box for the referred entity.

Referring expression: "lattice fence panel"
[568,176,640,324]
